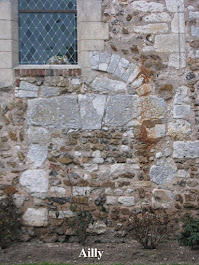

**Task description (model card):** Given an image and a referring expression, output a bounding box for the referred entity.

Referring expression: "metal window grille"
[18,0,77,65]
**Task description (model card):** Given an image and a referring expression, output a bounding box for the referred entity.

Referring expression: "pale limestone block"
[72,187,91,197]
[155,34,179,52]
[133,23,168,34]
[79,40,104,51]
[189,11,199,20]
[78,94,106,130]
[20,169,48,195]
[50,187,66,195]
[114,58,129,78]
[149,165,176,184]
[132,1,165,12]
[152,189,173,208]
[173,105,191,119]
[169,53,186,69]
[171,13,185,33]
[165,0,184,12]
[127,66,140,84]
[118,196,135,207]
[144,13,171,23]
[122,63,136,82]
[131,76,144,89]
[79,51,91,68]
[78,22,109,40]
[146,125,166,139]
[23,208,48,227]
[106,196,117,205]
[27,144,48,168]
[0,69,13,88]
[168,120,191,140]
[0,40,18,52]
[89,51,100,69]
[0,51,13,68]
[177,170,190,178]
[91,77,126,93]
[77,0,102,23]
[191,26,199,37]
[174,86,190,105]
[107,54,121,74]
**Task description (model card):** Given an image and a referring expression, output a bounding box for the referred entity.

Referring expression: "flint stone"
[23,208,48,227]
[140,96,166,120]
[132,1,165,12]
[91,77,126,93]
[78,94,106,130]
[28,144,48,167]
[105,95,139,126]
[27,127,49,144]
[173,105,191,119]
[118,196,135,207]
[149,165,176,184]
[20,169,48,195]
[173,141,199,158]
[133,23,168,34]
[27,95,81,129]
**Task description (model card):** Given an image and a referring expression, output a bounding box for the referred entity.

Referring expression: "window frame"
[18,0,78,65]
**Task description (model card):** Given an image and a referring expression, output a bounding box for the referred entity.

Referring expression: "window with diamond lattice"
[18,0,77,65]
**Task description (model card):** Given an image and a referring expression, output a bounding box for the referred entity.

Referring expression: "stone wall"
[0,0,199,243]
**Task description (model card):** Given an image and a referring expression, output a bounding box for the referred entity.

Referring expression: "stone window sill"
[14,65,81,78]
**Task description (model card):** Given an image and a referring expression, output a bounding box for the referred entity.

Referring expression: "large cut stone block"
[28,144,48,168]
[27,96,81,129]
[133,23,168,34]
[155,34,185,53]
[149,165,176,185]
[78,94,106,130]
[91,77,126,93]
[173,141,199,159]
[23,208,48,227]
[105,95,140,126]
[20,169,48,196]
[165,0,184,12]
[140,96,166,120]
[132,1,165,12]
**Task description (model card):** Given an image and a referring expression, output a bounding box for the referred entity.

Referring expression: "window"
[18,0,77,65]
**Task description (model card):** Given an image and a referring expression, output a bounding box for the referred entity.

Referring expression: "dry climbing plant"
[54,168,96,245]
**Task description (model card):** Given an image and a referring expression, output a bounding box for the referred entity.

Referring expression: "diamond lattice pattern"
[19,0,77,65]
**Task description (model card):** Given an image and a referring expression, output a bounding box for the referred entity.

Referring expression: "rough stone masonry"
[0,0,199,242]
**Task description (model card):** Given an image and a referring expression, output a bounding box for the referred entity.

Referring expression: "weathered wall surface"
[0,0,199,242]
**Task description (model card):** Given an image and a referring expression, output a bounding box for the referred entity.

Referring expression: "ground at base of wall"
[0,240,199,265]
